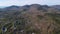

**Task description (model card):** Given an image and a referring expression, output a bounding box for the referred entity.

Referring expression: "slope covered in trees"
[0,4,60,34]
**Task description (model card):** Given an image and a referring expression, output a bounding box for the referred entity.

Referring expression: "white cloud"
[0,0,60,6]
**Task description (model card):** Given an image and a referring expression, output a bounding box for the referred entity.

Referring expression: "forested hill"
[0,4,60,34]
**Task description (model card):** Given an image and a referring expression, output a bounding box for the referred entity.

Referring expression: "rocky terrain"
[0,4,60,34]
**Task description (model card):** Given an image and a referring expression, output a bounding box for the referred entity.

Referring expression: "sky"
[0,0,60,6]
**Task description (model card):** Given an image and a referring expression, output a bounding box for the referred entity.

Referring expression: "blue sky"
[0,0,60,6]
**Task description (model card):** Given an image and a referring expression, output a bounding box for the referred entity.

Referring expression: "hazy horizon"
[0,0,60,8]
[0,4,60,8]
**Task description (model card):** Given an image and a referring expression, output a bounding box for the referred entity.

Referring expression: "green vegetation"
[0,4,60,34]
[37,15,44,19]
[46,13,60,24]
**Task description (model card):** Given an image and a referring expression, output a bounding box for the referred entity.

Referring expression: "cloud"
[0,0,41,6]
[0,0,60,6]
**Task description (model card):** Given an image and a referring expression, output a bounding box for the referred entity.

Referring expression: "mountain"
[3,5,20,11]
[51,5,60,10]
[0,4,60,34]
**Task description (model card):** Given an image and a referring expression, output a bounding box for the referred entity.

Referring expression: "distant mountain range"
[0,4,60,10]
[51,5,60,9]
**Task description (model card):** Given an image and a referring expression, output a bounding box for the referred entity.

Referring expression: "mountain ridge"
[0,4,60,34]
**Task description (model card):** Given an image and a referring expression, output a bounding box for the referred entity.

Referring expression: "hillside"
[0,4,60,34]
[51,5,60,10]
